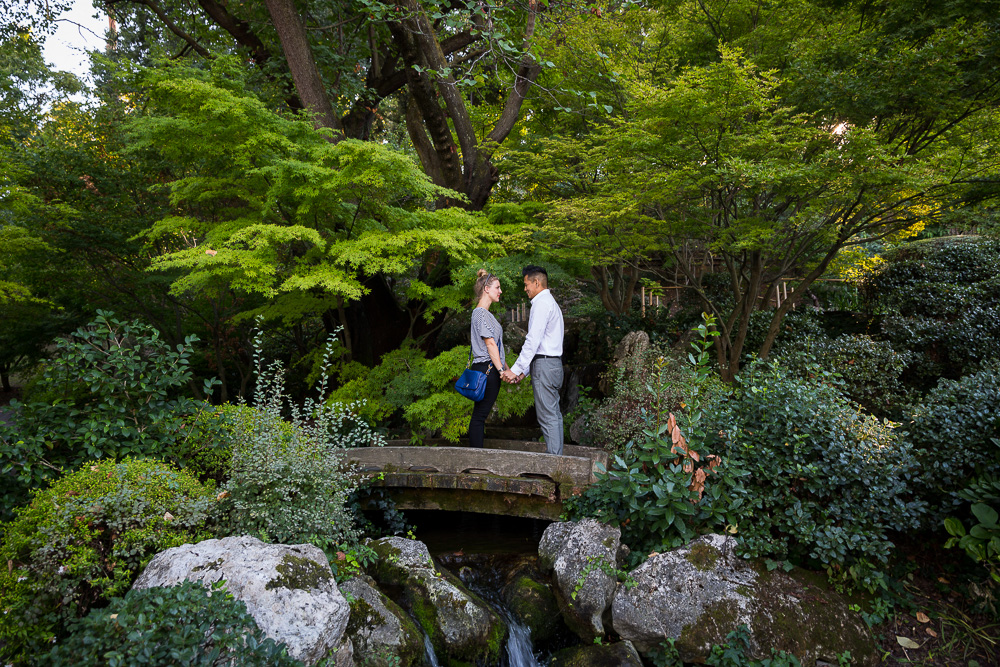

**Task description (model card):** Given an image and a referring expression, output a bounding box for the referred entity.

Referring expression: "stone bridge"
[347,439,608,520]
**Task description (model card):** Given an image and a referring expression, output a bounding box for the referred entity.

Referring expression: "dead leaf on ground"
[896,636,921,649]
[926,628,938,638]
[916,611,930,623]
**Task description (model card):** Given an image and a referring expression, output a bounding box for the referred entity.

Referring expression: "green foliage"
[707,359,925,590]
[567,316,747,563]
[775,333,913,417]
[218,330,378,551]
[945,473,1000,585]
[131,59,490,329]
[860,237,1000,388]
[177,403,258,485]
[330,343,534,442]
[0,312,218,520]
[904,359,1000,515]
[0,458,215,663]
[42,580,302,666]
[648,625,853,667]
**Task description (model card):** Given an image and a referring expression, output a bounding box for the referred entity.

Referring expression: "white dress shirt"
[511,288,564,377]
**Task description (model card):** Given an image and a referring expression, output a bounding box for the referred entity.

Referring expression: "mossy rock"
[342,574,423,667]
[550,640,643,667]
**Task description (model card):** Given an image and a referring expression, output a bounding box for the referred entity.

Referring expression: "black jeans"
[467,361,501,448]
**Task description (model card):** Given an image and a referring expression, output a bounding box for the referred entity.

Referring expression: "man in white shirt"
[502,265,565,455]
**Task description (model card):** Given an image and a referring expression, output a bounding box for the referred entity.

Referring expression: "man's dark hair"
[522,265,548,279]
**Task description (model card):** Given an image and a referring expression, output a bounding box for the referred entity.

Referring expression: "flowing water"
[423,633,441,667]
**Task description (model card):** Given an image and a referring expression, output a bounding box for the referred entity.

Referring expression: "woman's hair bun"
[476,268,490,278]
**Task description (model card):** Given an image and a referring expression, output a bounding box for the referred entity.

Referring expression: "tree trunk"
[263,0,343,137]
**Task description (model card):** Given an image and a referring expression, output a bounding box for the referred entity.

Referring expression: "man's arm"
[510,299,548,377]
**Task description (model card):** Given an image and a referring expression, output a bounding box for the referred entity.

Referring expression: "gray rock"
[611,534,879,665]
[550,640,644,667]
[133,535,347,666]
[369,537,506,664]
[341,575,423,667]
[538,519,621,640]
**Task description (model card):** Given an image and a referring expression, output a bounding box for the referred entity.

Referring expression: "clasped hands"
[500,369,524,384]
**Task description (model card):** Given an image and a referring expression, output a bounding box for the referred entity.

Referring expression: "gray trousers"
[531,357,564,455]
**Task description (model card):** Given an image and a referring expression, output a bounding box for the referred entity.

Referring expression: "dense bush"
[0,458,215,663]
[177,403,258,485]
[706,360,925,588]
[581,346,701,452]
[945,474,1000,587]
[0,312,218,519]
[774,334,912,417]
[860,236,1000,388]
[218,333,378,551]
[904,359,1000,515]
[329,342,534,442]
[42,580,302,666]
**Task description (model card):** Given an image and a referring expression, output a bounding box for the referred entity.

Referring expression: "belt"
[533,354,561,360]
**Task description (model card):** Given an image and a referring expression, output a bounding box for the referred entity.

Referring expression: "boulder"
[611,534,879,665]
[369,537,506,665]
[550,640,644,667]
[500,557,564,643]
[133,535,348,666]
[538,519,622,640]
[341,575,423,667]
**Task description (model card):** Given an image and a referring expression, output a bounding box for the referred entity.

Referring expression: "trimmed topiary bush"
[42,580,302,666]
[905,359,1000,517]
[0,458,215,663]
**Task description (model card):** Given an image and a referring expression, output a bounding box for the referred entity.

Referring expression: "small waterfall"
[502,612,541,667]
[424,633,441,667]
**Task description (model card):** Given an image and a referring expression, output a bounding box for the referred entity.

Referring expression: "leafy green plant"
[0,311,218,519]
[905,360,1000,516]
[329,343,534,442]
[646,625,852,666]
[945,472,1000,584]
[860,236,1000,388]
[566,316,748,563]
[42,580,302,666]
[775,334,913,417]
[217,330,379,552]
[0,458,215,664]
[706,359,925,591]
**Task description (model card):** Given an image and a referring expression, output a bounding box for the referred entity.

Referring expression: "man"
[502,265,565,455]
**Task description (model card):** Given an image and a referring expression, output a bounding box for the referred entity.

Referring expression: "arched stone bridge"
[347,439,608,520]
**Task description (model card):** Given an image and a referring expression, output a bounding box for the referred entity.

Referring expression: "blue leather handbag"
[454,349,493,401]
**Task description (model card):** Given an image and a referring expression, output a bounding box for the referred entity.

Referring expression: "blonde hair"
[474,269,497,299]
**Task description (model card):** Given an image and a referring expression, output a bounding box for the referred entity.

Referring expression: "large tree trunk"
[263,0,343,137]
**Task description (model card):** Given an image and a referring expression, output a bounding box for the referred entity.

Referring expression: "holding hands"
[501,369,523,384]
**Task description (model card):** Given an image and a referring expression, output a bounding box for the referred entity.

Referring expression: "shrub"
[706,360,925,589]
[944,473,1000,586]
[42,580,302,666]
[859,236,1000,388]
[0,458,215,663]
[176,403,258,485]
[0,312,218,520]
[774,334,913,417]
[904,359,1000,516]
[217,332,379,551]
[329,343,534,442]
[581,346,703,452]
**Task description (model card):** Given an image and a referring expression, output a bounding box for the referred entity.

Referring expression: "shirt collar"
[530,288,550,304]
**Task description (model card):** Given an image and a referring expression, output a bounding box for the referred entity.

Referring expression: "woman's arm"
[483,337,505,371]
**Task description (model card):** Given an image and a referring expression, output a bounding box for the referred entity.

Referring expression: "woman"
[468,270,507,448]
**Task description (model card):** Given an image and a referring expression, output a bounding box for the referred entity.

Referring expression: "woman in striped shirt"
[467,269,508,448]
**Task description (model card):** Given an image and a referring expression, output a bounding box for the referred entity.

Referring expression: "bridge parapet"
[347,444,607,520]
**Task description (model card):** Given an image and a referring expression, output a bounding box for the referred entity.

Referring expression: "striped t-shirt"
[470,307,504,364]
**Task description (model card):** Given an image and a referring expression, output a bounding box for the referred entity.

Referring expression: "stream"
[401,510,561,666]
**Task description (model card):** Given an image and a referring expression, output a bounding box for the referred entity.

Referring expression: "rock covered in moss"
[610,534,879,665]
[341,574,423,667]
[133,535,348,665]
[500,557,564,643]
[538,519,622,640]
[550,640,643,667]
[368,537,506,665]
